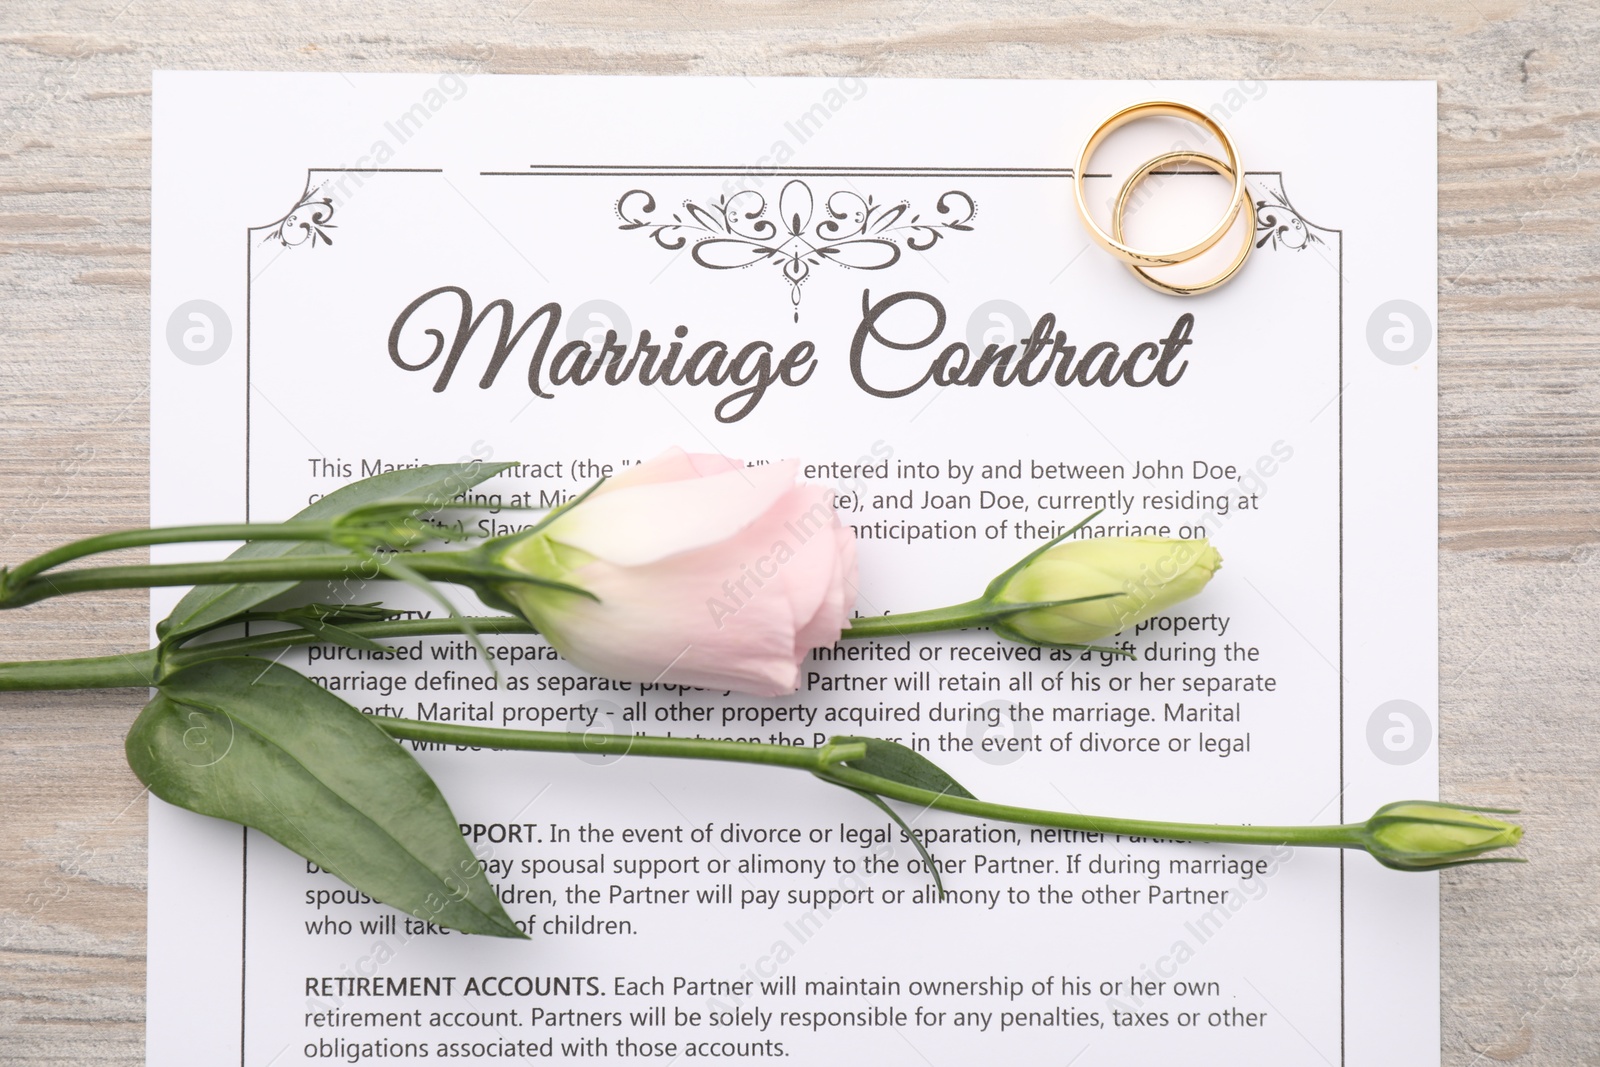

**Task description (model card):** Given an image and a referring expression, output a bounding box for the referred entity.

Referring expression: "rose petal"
[502,449,857,698]
[795,518,857,656]
[587,447,746,498]
[547,459,799,566]
[764,485,837,641]
[535,537,802,696]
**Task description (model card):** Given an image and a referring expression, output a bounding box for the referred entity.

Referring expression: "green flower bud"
[989,537,1221,646]
[1361,801,1524,870]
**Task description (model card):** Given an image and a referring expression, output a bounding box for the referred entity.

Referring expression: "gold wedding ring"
[1073,100,1248,285]
[1111,151,1254,297]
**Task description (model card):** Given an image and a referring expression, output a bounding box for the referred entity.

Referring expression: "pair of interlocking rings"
[1073,101,1252,296]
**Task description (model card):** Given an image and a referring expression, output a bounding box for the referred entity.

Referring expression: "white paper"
[150,74,1438,1066]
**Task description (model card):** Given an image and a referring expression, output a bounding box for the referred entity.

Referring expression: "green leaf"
[125,658,524,939]
[271,601,402,627]
[827,735,976,800]
[158,462,513,640]
[294,619,396,655]
[848,788,947,898]
[821,738,970,899]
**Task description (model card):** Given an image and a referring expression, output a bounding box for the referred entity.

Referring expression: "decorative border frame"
[241,164,1346,1067]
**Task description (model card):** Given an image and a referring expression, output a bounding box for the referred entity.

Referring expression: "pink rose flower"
[493,448,857,697]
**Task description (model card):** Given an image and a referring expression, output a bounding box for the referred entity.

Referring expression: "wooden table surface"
[1,2,1596,1063]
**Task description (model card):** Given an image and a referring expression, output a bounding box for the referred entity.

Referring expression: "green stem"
[2,522,344,592]
[0,627,1369,854]
[815,763,1365,849]
[844,599,996,639]
[1,554,373,607]
[0,549,549,611]
[0,617,540,691]
[368,716,1366,853]
[375,717,866,772]
[171,616,539,668]
[0,648,160,691]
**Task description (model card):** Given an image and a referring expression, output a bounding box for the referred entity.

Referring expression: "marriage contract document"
[149,74,1437,1065]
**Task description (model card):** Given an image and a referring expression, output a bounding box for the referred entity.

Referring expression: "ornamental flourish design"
[264,182,337,249]
[1253,183,1325,252]
[616,179,977,319]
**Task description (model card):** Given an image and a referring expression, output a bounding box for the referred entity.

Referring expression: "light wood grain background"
[1,1,1596,1063]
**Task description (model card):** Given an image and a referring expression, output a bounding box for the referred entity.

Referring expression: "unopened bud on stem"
[989,536,1222,647]
[1361,801,1524,870]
